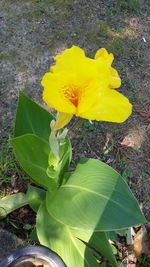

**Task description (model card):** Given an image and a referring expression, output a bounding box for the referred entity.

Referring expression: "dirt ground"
[0,0,150,264]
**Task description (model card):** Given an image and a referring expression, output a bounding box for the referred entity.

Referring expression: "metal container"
[0,246,66,267]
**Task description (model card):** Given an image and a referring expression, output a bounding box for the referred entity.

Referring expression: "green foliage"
[0,93,146,267]
[37,203,118,267]
[13,92,72,186]
[46,159,145,231]
[37,203,100,267]
[11,134,56,190]
[15,92,54,142]
[26,186,46,212]
[0,193,27,219]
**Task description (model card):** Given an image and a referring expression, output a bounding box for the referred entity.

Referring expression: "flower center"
[63,85,79,107]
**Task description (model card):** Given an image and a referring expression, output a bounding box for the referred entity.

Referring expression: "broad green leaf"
[11,134,57,190]
[47,158,146,231]
[14,92,72,184]
[67,229,118,267]
[26,186,46,212]
[0,193,27,219]
[15,92,54,141]
[36,203,100,267]
[107,231,119,242]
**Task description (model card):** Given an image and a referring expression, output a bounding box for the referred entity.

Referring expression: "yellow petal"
[79,89,132,123]
[94,49,121,89]
[95,48,114,65]
[55,45,85,61]
[95,48,108,59]
[42,72,76,114]
[54,112,73,130]
[51,46,86,73]
[109,67,121,89]
[76,78,100,115]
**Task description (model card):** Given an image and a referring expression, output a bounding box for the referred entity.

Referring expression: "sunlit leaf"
[15,92,54,142]
[37,203,100,267]
[11,134,57,190]
[47,158,146,231]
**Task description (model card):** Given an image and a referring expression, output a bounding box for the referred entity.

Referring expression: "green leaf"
[37,203,118,266]
[56,138,72,185]
[49,131,60,160]
[67,229,118,267]
[86,232,118,267]
[107,231,119,242]
[47,158,146,231]
[36,203,100,267]
[111,245,118,255]
[26,186,46,212]
[29,227,38,242]
[47,136,72,184]
[14,92,72,185]
[15,92,54,142]
[0,193,27,219]
[11,134,57,190]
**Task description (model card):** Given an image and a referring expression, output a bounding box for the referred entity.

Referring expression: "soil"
[0,0,150,266]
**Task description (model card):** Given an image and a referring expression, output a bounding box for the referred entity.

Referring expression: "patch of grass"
[0,143,13,185]
[24,1,51,18]
[52,0,73,4]
[89,21,138,62]
[0,140,24,193]
[137,255,150,267]
[91,21,112,38]
[121,74,137,102]
[107,38,124,57]
[0,51,18,62]
[0,148,11,184]
[107,0,141,16]
[117,0,141,15]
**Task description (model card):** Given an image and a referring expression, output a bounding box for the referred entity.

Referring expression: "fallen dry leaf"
[120,126,147,149]
[133,225,150,257]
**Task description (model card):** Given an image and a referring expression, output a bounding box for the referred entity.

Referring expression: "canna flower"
[41,46,132,129]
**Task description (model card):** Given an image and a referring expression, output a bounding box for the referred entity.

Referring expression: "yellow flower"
[41,46,132,129]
